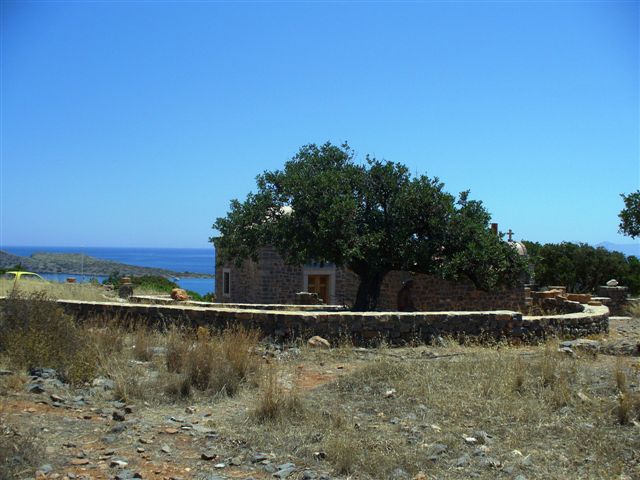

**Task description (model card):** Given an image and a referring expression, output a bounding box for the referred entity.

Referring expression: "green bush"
[132,275,179,292]
[186,290,203,301]
[103,273,179,293]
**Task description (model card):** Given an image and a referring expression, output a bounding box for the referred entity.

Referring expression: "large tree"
[212,143,527,311]
[619,190,640,239]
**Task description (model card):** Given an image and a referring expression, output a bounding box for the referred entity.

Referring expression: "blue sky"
[1,1,638,249]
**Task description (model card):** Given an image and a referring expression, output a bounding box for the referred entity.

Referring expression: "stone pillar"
[596,286,628,315]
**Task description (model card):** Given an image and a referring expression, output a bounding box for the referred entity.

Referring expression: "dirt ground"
[2,317,639,480]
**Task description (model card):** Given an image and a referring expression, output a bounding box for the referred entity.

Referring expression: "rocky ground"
[2,317,640,480]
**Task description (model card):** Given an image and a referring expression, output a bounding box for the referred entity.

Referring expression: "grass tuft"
[252,365,303,422]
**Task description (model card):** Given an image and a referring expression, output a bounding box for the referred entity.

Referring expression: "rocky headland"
[0,250,212,278]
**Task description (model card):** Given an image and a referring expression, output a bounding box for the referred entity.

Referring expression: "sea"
[2,246,216,295]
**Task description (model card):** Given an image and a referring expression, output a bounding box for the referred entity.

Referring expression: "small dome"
[280,205,294,216]
[509,241,527,256]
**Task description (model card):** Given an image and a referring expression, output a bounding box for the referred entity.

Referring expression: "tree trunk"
[352,270,387,311]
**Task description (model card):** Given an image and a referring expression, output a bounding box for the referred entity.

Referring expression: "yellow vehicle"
[2,271,46,282]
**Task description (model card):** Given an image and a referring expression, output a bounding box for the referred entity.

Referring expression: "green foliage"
[619,190,640,239]
[523,241,640,294]
[103,272,179,293]
[212,142,527,310]
[185,290,215,301]
[186,290,203,301]
[201,292,216,302]
[131,275,178,292]
[103,270,122,287]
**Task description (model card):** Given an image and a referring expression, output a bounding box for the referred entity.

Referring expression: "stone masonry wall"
[375,271,524,311]
[257,247,304,304]
[215,247,305,304]
[6,297,606,345]
[217,247,525,312]
[596,286,628,316]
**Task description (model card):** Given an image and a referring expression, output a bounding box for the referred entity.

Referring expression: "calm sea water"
[2,246,216,295]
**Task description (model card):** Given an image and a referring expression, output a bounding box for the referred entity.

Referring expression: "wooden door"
[307,275,329,304]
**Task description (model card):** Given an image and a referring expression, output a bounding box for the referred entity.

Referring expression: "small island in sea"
[0,250,213,279]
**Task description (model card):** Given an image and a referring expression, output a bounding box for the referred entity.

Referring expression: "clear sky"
[1,1,638,249]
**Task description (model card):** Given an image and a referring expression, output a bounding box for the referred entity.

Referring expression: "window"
[222,269,231,297]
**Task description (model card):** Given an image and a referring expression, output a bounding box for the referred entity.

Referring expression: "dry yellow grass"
[0,278,110,301]
[1,300,639,478]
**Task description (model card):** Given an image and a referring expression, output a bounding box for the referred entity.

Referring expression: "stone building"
[214,241,528,312]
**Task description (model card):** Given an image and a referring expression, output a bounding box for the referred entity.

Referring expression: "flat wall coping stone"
[522,304,609,321]
[130,295,347,311]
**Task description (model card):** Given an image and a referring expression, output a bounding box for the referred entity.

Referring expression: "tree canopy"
[523,241,640,294]
[619,190,640,239]
[212,142,527,310]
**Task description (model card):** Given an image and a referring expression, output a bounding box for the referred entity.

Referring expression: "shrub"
[176,325,260,395]
[163,373,192,400]
[252,365,303,422]
[0,291,97,383]
[186,290,203,301]
[132,275,179,293]
[202,292,216,302]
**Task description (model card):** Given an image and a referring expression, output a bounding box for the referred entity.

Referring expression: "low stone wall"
[521,304,609,340]
[1,297,609,345]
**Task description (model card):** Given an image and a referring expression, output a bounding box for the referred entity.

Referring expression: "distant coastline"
[0,250,213,279]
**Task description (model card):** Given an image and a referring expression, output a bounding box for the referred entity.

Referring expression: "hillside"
[0,250,212,278]
[597,241,640,258]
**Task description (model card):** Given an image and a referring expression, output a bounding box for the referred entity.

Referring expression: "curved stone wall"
[520,304,609,340]
[0,297,609,345]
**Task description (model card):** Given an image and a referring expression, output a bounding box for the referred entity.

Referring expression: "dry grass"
[79,323,263,405]
[1,299,639,478]
[614,358,640,425]
[626,301,640,319]
[0,291,98,383]
[162,325,260,396]
[214,342,640,479]
[165,326,189,373]
[0,411,42,480]
[133,327,155,361]
[0,278,111,301]
[252,364,304,422]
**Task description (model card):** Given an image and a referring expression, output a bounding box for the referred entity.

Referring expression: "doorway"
[306,274,330,304]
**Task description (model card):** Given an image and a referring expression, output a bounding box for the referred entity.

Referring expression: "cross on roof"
[507,229,514,242]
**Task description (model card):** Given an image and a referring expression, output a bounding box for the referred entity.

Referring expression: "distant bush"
[104,273,178,292]
[103,273,210,300]
[201,292,216,302]
[523,241,640,294]
[0,291,98,383]
[132,275,179,292]
[186,290,203,301]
